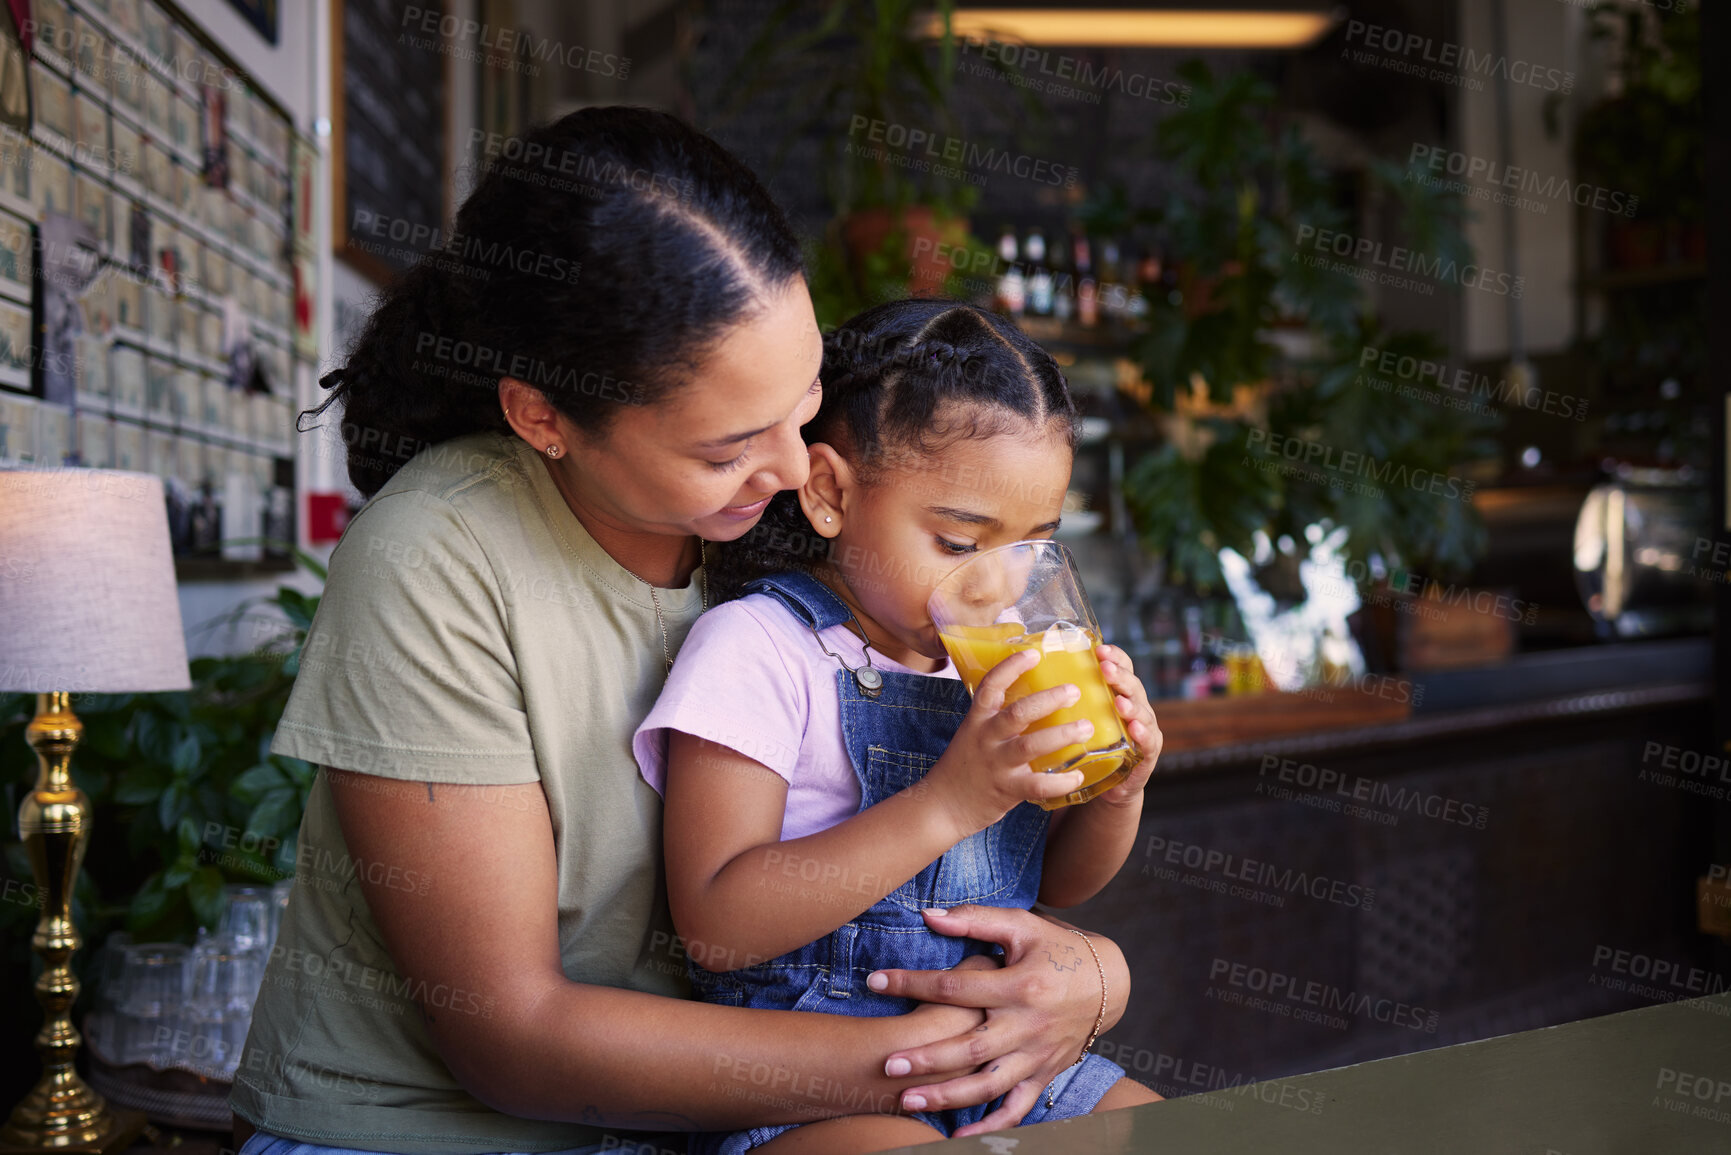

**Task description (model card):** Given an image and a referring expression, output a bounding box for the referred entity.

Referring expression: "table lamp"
[0,469,190,1153]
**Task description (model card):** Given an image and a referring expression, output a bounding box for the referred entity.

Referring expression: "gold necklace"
[646,539,708,673]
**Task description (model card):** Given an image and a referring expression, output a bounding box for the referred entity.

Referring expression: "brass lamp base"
[0,1097,145,1154]
[1,694,146,1153]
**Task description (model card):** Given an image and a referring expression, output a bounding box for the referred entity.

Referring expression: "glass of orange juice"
[928,540,1140,809]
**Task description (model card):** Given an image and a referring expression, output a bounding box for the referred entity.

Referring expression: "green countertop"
[882,994,1731,1154]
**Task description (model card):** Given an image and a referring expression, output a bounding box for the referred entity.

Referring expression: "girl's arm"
[663,731,978,967]
[1037,645,1164,908]
[325,767,984,1132]
[663,650,1099,967]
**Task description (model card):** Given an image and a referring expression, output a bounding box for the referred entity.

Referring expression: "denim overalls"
[688,572,1125,1154]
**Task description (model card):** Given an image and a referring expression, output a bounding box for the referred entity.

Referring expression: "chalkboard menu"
[335,0,444,282]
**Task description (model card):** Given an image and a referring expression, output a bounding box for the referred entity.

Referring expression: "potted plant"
[704,0,992,326]
[0,549,323,956]
[1571,1,1701,268]
[1120,61,1499,591]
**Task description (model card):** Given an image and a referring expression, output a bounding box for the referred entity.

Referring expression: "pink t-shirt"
[633,592,961,841]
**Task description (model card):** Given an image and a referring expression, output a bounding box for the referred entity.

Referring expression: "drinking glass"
[928,539,1140,809]
[269,877,294,952]
[218,884,273,955]
[182,935,263,1079]
[115,942,189,1066]
[86,930,133,1062]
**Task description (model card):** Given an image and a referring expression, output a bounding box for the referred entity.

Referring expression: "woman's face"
[562,277,825,542]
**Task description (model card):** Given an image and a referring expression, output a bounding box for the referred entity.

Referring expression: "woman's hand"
[866,906,1129,1134]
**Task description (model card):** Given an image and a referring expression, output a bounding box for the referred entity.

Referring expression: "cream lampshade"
[0,469,191,692]
[0,468,192,1153]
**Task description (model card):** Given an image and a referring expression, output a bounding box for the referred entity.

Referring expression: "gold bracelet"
[1071,929,1108,1065]
[1046,928,1109,1109]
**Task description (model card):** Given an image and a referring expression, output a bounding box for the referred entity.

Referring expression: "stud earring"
[546,445,562,458]
[824,515,833,523]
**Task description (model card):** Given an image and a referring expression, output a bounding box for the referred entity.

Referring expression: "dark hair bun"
[305,106,803,498]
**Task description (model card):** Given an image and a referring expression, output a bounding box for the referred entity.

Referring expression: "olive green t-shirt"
[230,432,701,1154]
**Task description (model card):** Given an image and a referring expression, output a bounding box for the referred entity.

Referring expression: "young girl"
[633,299,1163,1153]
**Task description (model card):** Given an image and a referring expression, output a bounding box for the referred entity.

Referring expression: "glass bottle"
[1073,230,1098,328]
[995,225,1025,317]
[1025,228,1053,317]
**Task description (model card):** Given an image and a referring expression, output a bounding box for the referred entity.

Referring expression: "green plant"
[1121,61,1498,588]
[710,0,978,217]
[0,548,323,948]
[708,0,1041,325]
[1570,1,1700,222]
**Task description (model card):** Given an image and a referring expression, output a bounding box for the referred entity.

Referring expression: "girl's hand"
[866,906,1129,1133]
[1094,644,1162,805]
[925,649,1095,837]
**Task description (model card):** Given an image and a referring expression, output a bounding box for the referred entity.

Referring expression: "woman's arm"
[325,767,981,1131]
[864,905,1135,1135]
[663,732,977,966]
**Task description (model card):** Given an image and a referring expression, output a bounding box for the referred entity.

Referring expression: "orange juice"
[939,622,1137,809]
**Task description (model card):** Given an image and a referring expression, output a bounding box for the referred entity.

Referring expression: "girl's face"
[553,278,826,542]
[805,414,1074,671]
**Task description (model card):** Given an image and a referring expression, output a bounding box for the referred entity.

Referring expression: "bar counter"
[882,992,1731,1153]
[1063,635,1718,1106]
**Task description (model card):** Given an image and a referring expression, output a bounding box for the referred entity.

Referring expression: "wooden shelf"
[1154,687,1412,755]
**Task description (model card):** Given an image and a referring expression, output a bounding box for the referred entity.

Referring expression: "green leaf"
[170,733,202,777]
[233,762,289,801]
[177,816,202,857]
[274,589,318,631]
[128,874,170,933]
[277,757,314,789]
[163,859,195,889]
[248,788,300,839]
[158,781,188,831]
[187,866,227,931]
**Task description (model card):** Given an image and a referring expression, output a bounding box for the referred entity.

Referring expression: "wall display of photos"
[0,0,314,569]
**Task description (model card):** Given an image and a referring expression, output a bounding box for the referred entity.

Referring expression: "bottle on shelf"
[1125,241,1151,323]
[1051,232,1074,323]
[995,225,1026,318]
[1073,229,1098,328]
[1180,602,1212,701]
[1024,228,1053,317]
[1149,597,1183,699]
[1098,238,1126,322]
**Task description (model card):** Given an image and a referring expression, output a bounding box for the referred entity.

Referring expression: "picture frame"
[34,63,73,140]
[110,343,144,414]
[112,418,142,470]
[77,412,113,468]
[0,210,34,303]
[73,16,105,82]
[76,93,108,160]
[0,297,30,388]
[33,152,72,216]
[75,172,109,248]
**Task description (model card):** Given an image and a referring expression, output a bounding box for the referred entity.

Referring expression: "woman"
[232,107,1138,1155]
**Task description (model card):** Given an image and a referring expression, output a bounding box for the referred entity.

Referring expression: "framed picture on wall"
[0,297,33,388]
[0,211,34,303]
[33,63,72,140]
[0,0,29,134]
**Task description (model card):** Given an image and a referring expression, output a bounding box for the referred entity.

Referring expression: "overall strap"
[740,571,857,631]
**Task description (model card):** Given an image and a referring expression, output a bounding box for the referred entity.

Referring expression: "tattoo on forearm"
[427,783,435,802]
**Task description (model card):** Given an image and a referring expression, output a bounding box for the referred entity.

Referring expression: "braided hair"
[707,298,1079,601]
[304,106,804,498]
